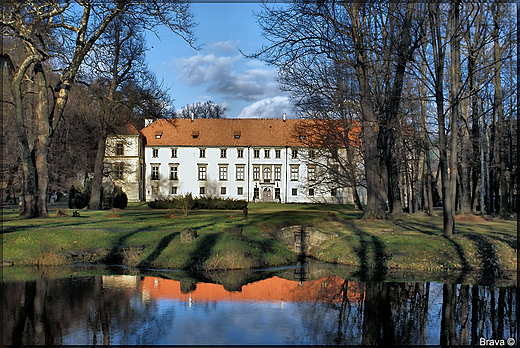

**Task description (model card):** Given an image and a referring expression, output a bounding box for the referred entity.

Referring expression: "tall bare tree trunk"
[10,55,41,218]
[349,3,388,219]
[493,4,509,218]
[89,135,107,210]
[446,0,461,237]
[460,85,473,214]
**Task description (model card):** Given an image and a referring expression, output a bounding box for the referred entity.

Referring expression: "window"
[275,188,280,199]
[292,188,298,196]
[291,166,299,181]
[291,148,298,159]
[330,165,339,181]
[237,187,243,195]
[309,188,315,196]
[219,166,228,181]
[275,149,281,158]
[220,148,227,158]
[236,166,245,180]
[151,186,158,195]
[171,186,177,195]
[199,148,206,158]
[237,149,244,158]
[151,165,159,180]
[253,166,260,180]
[234,131,241,139]
[274,167,281,181]
[199,187,205,195]
[198,165,207,180]
[152,148,159,158]
[192,131,199,139]
[221,187,227,195]
[308,166,316,181]
[299,135,306,140]
[254,188,259,199]
[171,148,177,158]
[116,142,124,156]
[331,188,337,197]
[264,149,270,158]
[263,167,271,182]
[114,163,124,179]
[309,149,315,159]
[254,149,260,158]
[170,166,178,180]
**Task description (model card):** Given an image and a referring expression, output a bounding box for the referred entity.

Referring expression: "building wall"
[144,144,364,204]
[104,135,145,202]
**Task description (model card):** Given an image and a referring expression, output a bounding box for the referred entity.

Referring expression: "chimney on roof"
[145,119,154,127]
[191,112,194,123]
[283,113,286,122]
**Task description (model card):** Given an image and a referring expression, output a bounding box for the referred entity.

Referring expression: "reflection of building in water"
[102,275,138,289]
[140,276,364,304]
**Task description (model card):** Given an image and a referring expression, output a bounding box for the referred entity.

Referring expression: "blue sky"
[145,3,295,119]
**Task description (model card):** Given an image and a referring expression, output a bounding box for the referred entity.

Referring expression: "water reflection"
[2,269,517,345]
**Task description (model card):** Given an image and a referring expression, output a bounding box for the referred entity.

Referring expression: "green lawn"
[1,202,517,277]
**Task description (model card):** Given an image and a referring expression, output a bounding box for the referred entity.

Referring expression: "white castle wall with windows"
[104,118,366,205]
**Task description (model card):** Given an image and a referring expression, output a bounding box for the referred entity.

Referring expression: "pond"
[2,262,517,345]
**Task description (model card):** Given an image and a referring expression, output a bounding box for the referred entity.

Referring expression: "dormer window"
[155,131,163,139]
[192,130,199,139]
[234,131,241,139]
[299,135,306,140]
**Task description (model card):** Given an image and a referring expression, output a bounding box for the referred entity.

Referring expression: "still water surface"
[3,265,517,345]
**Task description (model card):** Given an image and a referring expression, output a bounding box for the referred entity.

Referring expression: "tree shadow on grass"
[183,233,221,271]
[351,229,389,281]
[462,233,505,285]
[443,236,472,284]
[136,232,180,268]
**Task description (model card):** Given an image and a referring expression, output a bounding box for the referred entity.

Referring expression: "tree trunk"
[34,62,51,217]
[460,85,473,215]
[429,2,454,237]
[10,55,41,218]
[89,135,107,210]
[493,4,509,218]
[446,0,461,237]
[348,3,388,219]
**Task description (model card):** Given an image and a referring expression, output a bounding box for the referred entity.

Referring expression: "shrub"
[148,196,247,210]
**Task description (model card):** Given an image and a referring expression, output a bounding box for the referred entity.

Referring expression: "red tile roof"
[141,118,307,147]
[119,121,143,136]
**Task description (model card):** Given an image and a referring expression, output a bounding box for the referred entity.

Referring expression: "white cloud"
[238,97,295,119]
[174,54,285,102]
[206,40,241,54]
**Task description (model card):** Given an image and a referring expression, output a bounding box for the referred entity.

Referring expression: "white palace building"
[103,117,366,204]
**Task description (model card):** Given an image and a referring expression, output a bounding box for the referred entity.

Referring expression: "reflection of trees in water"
[2,276,165,345]
[291,279,516,345]
[2,275,517,345]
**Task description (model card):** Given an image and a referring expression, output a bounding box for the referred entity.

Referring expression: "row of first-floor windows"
[150,164,318,182]
[164,186,337,197]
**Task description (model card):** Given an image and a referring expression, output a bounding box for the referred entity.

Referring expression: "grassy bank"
[1,202,517,277]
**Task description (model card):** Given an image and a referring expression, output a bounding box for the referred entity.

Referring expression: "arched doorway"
[263,188,271,202]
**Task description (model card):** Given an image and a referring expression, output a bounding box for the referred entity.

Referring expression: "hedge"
[148,196,247,210]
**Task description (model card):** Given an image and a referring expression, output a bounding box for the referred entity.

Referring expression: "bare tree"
[251,1,424,219]
[1,1,196,217]
[178,101,227,119]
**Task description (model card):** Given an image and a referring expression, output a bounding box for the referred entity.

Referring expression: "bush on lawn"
[148,196,247,210]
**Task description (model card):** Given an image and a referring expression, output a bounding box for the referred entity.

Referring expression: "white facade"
[104,133,145,202]
[105,118,367,205]
[144,145,365,204]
